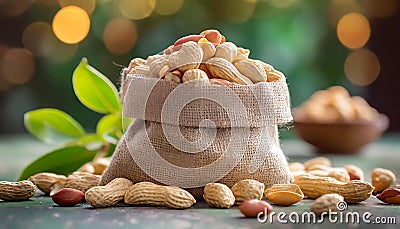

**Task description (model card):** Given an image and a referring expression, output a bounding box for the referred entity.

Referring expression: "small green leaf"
[96,112,122,136]
[73,57,121,114]
[97,112,125,144]
[24,108,86,144]
[69,134,104,151]
[18,145,97,180]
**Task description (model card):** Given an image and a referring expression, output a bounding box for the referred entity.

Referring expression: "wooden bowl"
[293,114,389,154]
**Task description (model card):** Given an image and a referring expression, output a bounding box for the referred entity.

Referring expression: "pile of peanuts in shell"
[1,155,399,218]
[295,86,380,123]
[1,31,398,217]
[127,29,284,86]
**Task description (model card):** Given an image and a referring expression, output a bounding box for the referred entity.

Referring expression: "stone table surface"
[1,134,400,229]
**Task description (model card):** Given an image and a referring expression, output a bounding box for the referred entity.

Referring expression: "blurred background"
[0,0,399,135]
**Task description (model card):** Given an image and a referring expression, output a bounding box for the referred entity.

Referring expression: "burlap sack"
[100,71,293,199]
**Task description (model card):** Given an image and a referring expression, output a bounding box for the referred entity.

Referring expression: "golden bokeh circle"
[23,21,53,57]
[337,12,371,49]
[52,6,91,44]
[0,48,35,85]
[118,0,156,20]
[154,0,184,16]
[344,48,380,86]
[103,18,137,55]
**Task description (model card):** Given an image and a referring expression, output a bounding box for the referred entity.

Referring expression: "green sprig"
[19,58,129,180]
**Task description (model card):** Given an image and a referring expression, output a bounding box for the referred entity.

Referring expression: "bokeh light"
[344,48,380,86]
[154,0,184,16]
[363,0,399,18]
[0,48,35,85]
[52,6,91,44]
[328,0,360,27]
[22,22,53,57]
[59,0,96,15]
[103,18,137,55]
[0,0,32,17]
[337,12,370,49]
[118,0,156,20]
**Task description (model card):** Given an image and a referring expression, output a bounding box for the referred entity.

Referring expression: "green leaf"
[73,57,121,114]
[96,112,122,136]
[18,145,97,180]
[24,108,86,144]
[97,112,126,144]
[69,134,104,151]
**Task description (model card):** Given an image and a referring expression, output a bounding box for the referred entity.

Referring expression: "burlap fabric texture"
[100,70,293,199]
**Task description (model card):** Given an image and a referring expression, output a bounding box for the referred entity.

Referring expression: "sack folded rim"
[122,73,293,128]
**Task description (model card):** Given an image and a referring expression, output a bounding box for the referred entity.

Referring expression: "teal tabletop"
[1,134,400,229]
